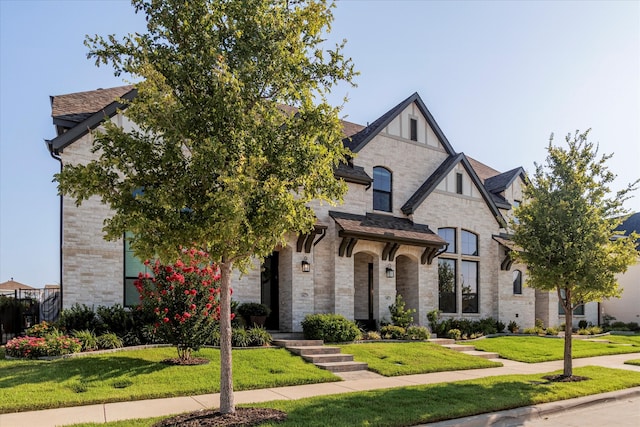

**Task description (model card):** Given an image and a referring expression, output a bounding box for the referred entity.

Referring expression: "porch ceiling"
[329,211,447,264]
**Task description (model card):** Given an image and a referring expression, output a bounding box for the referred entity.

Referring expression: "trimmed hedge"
[301,313,361,343]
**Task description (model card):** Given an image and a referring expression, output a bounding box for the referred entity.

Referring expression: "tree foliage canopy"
[57,0,356,268]
[513,130,638,308]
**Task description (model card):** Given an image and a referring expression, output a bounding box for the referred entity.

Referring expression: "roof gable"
[343,92,456,155]
[484,167,527,193]
[402,153,506,226]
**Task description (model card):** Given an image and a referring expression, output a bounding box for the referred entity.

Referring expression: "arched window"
[373,167,392,212]
[461,230,478,256]
[513,270,522,295]
[438,227,456,253]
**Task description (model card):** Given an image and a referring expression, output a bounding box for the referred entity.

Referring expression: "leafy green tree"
[512,130,638,378]
[56,0,355,413]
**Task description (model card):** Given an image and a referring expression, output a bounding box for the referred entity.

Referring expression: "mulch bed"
[542,374,590,382]
[153,408,287,427]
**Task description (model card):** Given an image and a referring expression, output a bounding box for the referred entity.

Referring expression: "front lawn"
[603,333,640,346]
[0,347,338,414]
[625,359,640,366]
[339,342,501,376]
[69,366,640,427]
[472,336,640,362]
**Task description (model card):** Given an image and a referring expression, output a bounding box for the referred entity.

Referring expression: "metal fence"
[0,288,61,345]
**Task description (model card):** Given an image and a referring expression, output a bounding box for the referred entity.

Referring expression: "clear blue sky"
[1,0,638,288]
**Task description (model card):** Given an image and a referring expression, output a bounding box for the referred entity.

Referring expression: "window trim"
[438,258,457,313]
[456,172,463,194]
[461,260,479,314]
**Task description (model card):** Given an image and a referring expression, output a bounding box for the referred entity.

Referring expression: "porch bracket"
[381,242,393,260]
[339,236,358,257]
[501,253,514,271]
[346,238,358,257]
[388,243,400,261]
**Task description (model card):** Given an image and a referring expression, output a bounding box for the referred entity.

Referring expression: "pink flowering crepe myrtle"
[134,248,231,361]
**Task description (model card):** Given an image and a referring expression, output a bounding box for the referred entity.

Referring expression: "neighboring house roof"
[0,280,36,291]
[616,212,640,250]
[343,92,456,156]
[401,152,506,227]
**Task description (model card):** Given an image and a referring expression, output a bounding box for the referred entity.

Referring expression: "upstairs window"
[373,166,392,212]
[513,270,522,294]
[461,230,478,256]
[456,173,463,194]
[438,227,456,253]
[409,118,418,141]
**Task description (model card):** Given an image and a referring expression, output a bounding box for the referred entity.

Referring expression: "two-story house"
[48,87,595,331]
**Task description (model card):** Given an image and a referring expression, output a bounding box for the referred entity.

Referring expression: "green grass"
[472,336,640,362]
[603,333,640,346]
[625,359,640,366]
[339,342,501,376]
[69,366,640,427]
[0,347,338,414]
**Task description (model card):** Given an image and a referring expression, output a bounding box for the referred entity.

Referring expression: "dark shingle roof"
[484,167,526,193]
[616,212,640,236]
[343,92,456,155]
[334,163,372,185]
[329,211,446,247]
[51,86,134,121]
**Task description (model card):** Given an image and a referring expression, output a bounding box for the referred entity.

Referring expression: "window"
[512,200,521,224]
[461,261,478,313]
[513,270,522,294]
[461,230,478,256]
[558,289,585,315]
[124,232,150,307]
[456,173,463,194]
[438,227,456,253]
[373,167,392,212]
[438,259,456,313]
[409,118,418,141]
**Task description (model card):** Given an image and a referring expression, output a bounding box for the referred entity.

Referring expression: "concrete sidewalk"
[1,353,639,427]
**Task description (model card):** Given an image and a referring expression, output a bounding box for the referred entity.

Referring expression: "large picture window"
[438,258,456,313]
[461,260,478,313]
[373,166,392,212]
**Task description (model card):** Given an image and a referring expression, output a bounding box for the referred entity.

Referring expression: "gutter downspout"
[45,140,63,312]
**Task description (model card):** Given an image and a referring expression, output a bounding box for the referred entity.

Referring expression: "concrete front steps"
[429,338,501,359]
[273,339,368,373]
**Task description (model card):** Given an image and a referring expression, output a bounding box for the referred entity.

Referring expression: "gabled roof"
[484,167,527,193]
[47,87,138,154]
[0,280,36,291]
[401,152,506,227]
[343,92,456,155]
[51,86,134,126]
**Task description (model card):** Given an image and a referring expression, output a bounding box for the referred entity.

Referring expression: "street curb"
[418,386,640,426]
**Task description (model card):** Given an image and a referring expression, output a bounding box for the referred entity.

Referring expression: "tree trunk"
[219,260,235,414]
[562,288,573,378]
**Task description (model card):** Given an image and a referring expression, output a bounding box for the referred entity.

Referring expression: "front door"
[260,252,279,330]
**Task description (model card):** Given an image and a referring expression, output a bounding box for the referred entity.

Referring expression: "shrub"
[610,321,630,331]
[545,327,559,336]
[246,326,272,346]
[388,294,415,328]
[231,328,251,347]
[58,303,103,333]
[475,317,498,335]
[26,321,57,338]
[588,326,603,335]
[237,302,271,318]
[578,320,589,330]
[96,304,133,336]
[405,325,430,340]
[508,321,520,333]
[627,322,640,332]
[427,309,440,333]
[577,328,590,335]
[208,329,221,346]
[522,327,543,335]
[5,334,82,358]
[301,313,361,342]
[363,331,381,340]
[72,330,99,351]
[495,320,506,333]
[97,333,123,349]
[135,249,224,361]
[447,328,462,340]
[380,325,406,339]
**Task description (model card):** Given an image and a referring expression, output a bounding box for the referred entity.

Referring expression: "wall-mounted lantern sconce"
[385,264,394,278]
[301,257,311,273]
